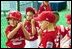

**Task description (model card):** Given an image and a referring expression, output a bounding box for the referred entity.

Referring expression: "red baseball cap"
[34,11,55,23]
[26,7,35,14]
[7,11,22,21]
[66,14,71,24]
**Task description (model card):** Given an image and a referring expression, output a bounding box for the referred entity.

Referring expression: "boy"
[35,11,56,48]
[5,11,30,48]
[60,14,71,48]
[23,7,39,48]
[35,11,68,48]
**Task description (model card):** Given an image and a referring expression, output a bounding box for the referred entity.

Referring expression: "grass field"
[1,9,71,48]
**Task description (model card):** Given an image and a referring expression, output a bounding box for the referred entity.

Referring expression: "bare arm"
[38,29,42,40]
[7,22,21,39]
[22,20,30,40]
[22,25,30,40]
[31,19,36,36]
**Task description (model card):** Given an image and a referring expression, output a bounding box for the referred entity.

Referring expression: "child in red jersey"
[35,11,56,48]
[35,11,68,48]
[5,11,30,48]
[23,7,39,48]
[60,14,71,48]
[38,1,52,14]
[53,11,68,48]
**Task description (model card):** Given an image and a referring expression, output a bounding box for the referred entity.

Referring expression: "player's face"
[27,12,34,21]
[8,18,18,27]
[40,20,49,30]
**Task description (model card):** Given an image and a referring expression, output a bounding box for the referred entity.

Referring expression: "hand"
[22,19,27,27]
[31,19,35,25]
[38,29,42,33]
[38,29,42,36]
[17,22,22,28]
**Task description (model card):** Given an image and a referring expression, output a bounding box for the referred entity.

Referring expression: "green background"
[1,9,71,48]
[1,1,71,48]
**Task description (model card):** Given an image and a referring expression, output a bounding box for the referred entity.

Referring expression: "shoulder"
[6,25,12,30]
[5,25,13,34]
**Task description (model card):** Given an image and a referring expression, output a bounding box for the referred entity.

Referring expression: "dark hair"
[26,7,35,14]
[6,18,21,25]
[29,11,35,14]
[53,11,59,23]
[53,11,59,16]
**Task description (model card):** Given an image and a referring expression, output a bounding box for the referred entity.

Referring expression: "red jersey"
[38,25,68,48]
[60,27,71,48]
[57,25,68,38]
[65,27,71,38]
[65,27,71,48]
[38,3,52,14]
[39,27,57,48]
[5,25,25,48]
[25,20,39,41]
